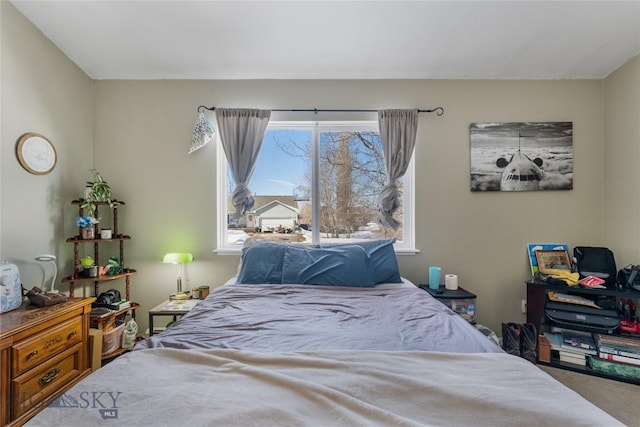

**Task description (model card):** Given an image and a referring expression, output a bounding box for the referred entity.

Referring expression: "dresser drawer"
[12,316,83,377]
[12,343,82,418]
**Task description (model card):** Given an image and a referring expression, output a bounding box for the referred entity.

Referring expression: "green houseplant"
[80,169,118,217]
[80,255,97,277]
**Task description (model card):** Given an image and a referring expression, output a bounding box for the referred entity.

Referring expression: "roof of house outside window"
[226,195,299,215]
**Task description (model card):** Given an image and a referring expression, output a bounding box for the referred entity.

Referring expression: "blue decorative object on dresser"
[0,263,23,313]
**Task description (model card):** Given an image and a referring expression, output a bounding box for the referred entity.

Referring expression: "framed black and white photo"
[470,122,573,192]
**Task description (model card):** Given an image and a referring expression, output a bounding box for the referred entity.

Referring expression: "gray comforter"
[138,283,501,353]
[28,349,622,426]
[27,284,624,426]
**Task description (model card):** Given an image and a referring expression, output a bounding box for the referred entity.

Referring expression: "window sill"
[395,248,420,255]
[213,248,242,255]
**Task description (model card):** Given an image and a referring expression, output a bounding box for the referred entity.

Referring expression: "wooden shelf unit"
[62,199,138,363]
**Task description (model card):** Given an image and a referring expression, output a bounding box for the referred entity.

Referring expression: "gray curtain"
[216,108,271,218]
[376,109,418,230]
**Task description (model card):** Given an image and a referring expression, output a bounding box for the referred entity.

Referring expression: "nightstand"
[419,285,477,324]
[148,299,200,336]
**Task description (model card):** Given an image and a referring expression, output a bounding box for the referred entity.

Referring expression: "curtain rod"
[197,105,444,116]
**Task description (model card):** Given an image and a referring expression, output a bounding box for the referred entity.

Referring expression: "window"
[217,121,415,253]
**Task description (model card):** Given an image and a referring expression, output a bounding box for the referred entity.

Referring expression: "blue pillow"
[319,238,402,284]
[282,245,376,287]
[236,243,287,284]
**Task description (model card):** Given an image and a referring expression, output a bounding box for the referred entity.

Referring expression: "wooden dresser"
[0,298,94,426]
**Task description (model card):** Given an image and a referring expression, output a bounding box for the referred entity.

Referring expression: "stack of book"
[90,307,114,329]
[116,299,131,310]
[594,334,640,366]
[545,327,597,366]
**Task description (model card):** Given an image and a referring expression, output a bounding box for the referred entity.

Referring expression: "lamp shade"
[162,253,194,264]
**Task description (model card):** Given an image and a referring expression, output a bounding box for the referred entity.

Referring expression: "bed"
[27,240,622,426]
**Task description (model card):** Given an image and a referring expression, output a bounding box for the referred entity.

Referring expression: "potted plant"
[80,255,97,277]
[75,215,99,239]
[80,169,118,217]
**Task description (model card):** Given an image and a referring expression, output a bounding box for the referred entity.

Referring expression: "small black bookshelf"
[527,280,640,385]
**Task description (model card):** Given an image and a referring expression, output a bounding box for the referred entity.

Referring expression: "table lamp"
[34,254,58,293]
[162,253,194,297]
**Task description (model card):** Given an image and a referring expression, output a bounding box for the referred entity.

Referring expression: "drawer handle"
[68,331,78,340]
[38,367,60,386]
[28,350,39,359]
[44,336,62,349]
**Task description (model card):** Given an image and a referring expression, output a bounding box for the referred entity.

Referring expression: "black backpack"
[573,246,617,288]
[96,288,122,305]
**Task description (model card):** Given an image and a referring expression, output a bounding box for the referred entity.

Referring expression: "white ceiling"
[10,0,640,80]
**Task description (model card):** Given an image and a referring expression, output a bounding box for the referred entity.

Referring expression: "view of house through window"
[219,122,413,250]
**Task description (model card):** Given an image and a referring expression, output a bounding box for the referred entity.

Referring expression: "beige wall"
[1,2,93,288]
[6,2,637,337]
[603,55,640,266]
[92,78,605,334]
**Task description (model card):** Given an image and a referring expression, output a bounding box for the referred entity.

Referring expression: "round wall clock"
[16,133,57,175]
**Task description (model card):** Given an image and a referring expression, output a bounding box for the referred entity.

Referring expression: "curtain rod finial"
[198,105,215,113]
[416,107,444,116]
[422,107,444,116]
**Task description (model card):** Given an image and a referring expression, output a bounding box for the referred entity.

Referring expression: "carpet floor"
[540,365,639,426]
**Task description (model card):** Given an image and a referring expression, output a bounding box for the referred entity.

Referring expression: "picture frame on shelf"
[535,249,571,273]
[526,243,569,276]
